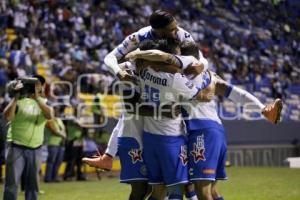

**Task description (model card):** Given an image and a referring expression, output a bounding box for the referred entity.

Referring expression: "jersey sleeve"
[178,27,195,43]
[175,55,198,69]
[114,32,140,60]
[171,73,200,101]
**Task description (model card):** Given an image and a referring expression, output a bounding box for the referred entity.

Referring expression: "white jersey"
[117,63,144,145]
[176,56,222,130]
[114,26,195,60]
[139,67,199,136]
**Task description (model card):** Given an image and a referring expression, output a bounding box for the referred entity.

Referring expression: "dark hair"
[180,41,199,59]
[139,39,179,54]
[149,10,175,29]
[33,75,46,85]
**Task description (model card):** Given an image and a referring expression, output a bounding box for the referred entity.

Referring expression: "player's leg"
[129,180,149,200]
[118,137,148,199]
[213,73,282,124]
[211,181,224,200]
[184,183,198,200]
[188,125,225,200]
[211,130,227,200]
[149,184,167,200]
[194,181,213,200]
[143,132,170,200]
[154,134,188,200]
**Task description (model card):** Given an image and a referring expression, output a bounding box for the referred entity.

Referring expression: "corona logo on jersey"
[128,148,143,164]
[190,134,206,163]
[179,145,188,166]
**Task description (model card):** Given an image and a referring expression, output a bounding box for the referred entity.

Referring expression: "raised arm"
[3,97,18,121]
[104,33,140,79]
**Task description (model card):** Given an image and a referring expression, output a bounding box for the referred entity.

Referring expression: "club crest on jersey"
[190,134,206,163]
[128,149,143,164]
[179,145,188,166]
[128,34,138,45]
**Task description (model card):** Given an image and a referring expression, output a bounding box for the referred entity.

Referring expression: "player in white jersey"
[103,10,205,81]
[135,39,204,200]
[85,10,203,200]
[126,41,283,200]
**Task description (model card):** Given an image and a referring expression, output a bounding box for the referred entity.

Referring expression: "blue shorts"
[143,132,189,186]
[188,122,227,181]
[117,137,148,183]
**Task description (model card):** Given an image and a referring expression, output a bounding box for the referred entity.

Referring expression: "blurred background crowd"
[0,0,300,182]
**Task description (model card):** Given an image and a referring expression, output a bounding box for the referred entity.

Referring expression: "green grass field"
[1,167,300,200]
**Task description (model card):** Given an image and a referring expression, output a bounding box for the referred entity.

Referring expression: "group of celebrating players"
[83,10,282,200]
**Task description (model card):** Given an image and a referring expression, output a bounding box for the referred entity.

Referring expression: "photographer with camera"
[3,75,53,200]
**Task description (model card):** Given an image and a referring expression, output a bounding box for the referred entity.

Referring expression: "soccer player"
[103,10,206,82]
[126,41,283,200]
[136,39,204,200]
[85,10,201,200]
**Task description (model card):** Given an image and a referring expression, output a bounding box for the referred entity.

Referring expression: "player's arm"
[3,97,18,121]
[127,51,205,77]
[125,49,182,67]
[172,73,214,102]
[104,33,140,78]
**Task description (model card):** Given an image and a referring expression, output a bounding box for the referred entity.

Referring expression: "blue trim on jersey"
[185,119,224,132]
[117,47,125,56]
[138,30,154,42]
[191,71,212,100]
[191,88,202,100]
[225,84,233,98]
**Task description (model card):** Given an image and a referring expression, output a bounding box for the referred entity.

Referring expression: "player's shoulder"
[124,26,153,44]
[136,26,154,42]
[177,27,193,42]
[136,26,152,35]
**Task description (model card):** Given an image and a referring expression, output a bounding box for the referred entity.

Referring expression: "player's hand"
[82,153,113,171]
[184,62,204,79]
[117,69,135,82]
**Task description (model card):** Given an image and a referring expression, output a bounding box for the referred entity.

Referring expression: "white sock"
[227,85,265,110]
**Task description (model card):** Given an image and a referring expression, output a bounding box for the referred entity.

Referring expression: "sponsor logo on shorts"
[179,145,188,166]
[140,165,147,176]
[203,169,216,175]
[128,149,143,164]
[189,168,194,176]
[190,134,206,163]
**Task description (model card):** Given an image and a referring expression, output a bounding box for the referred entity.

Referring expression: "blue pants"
[143,132,189,186]
[117,137,148,183]
[3,144,43,200]
[188,125,227,181]
[44,145,65,182]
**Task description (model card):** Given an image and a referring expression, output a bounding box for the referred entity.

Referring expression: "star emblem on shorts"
[190,143,206,163]
[128,149,143,164]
